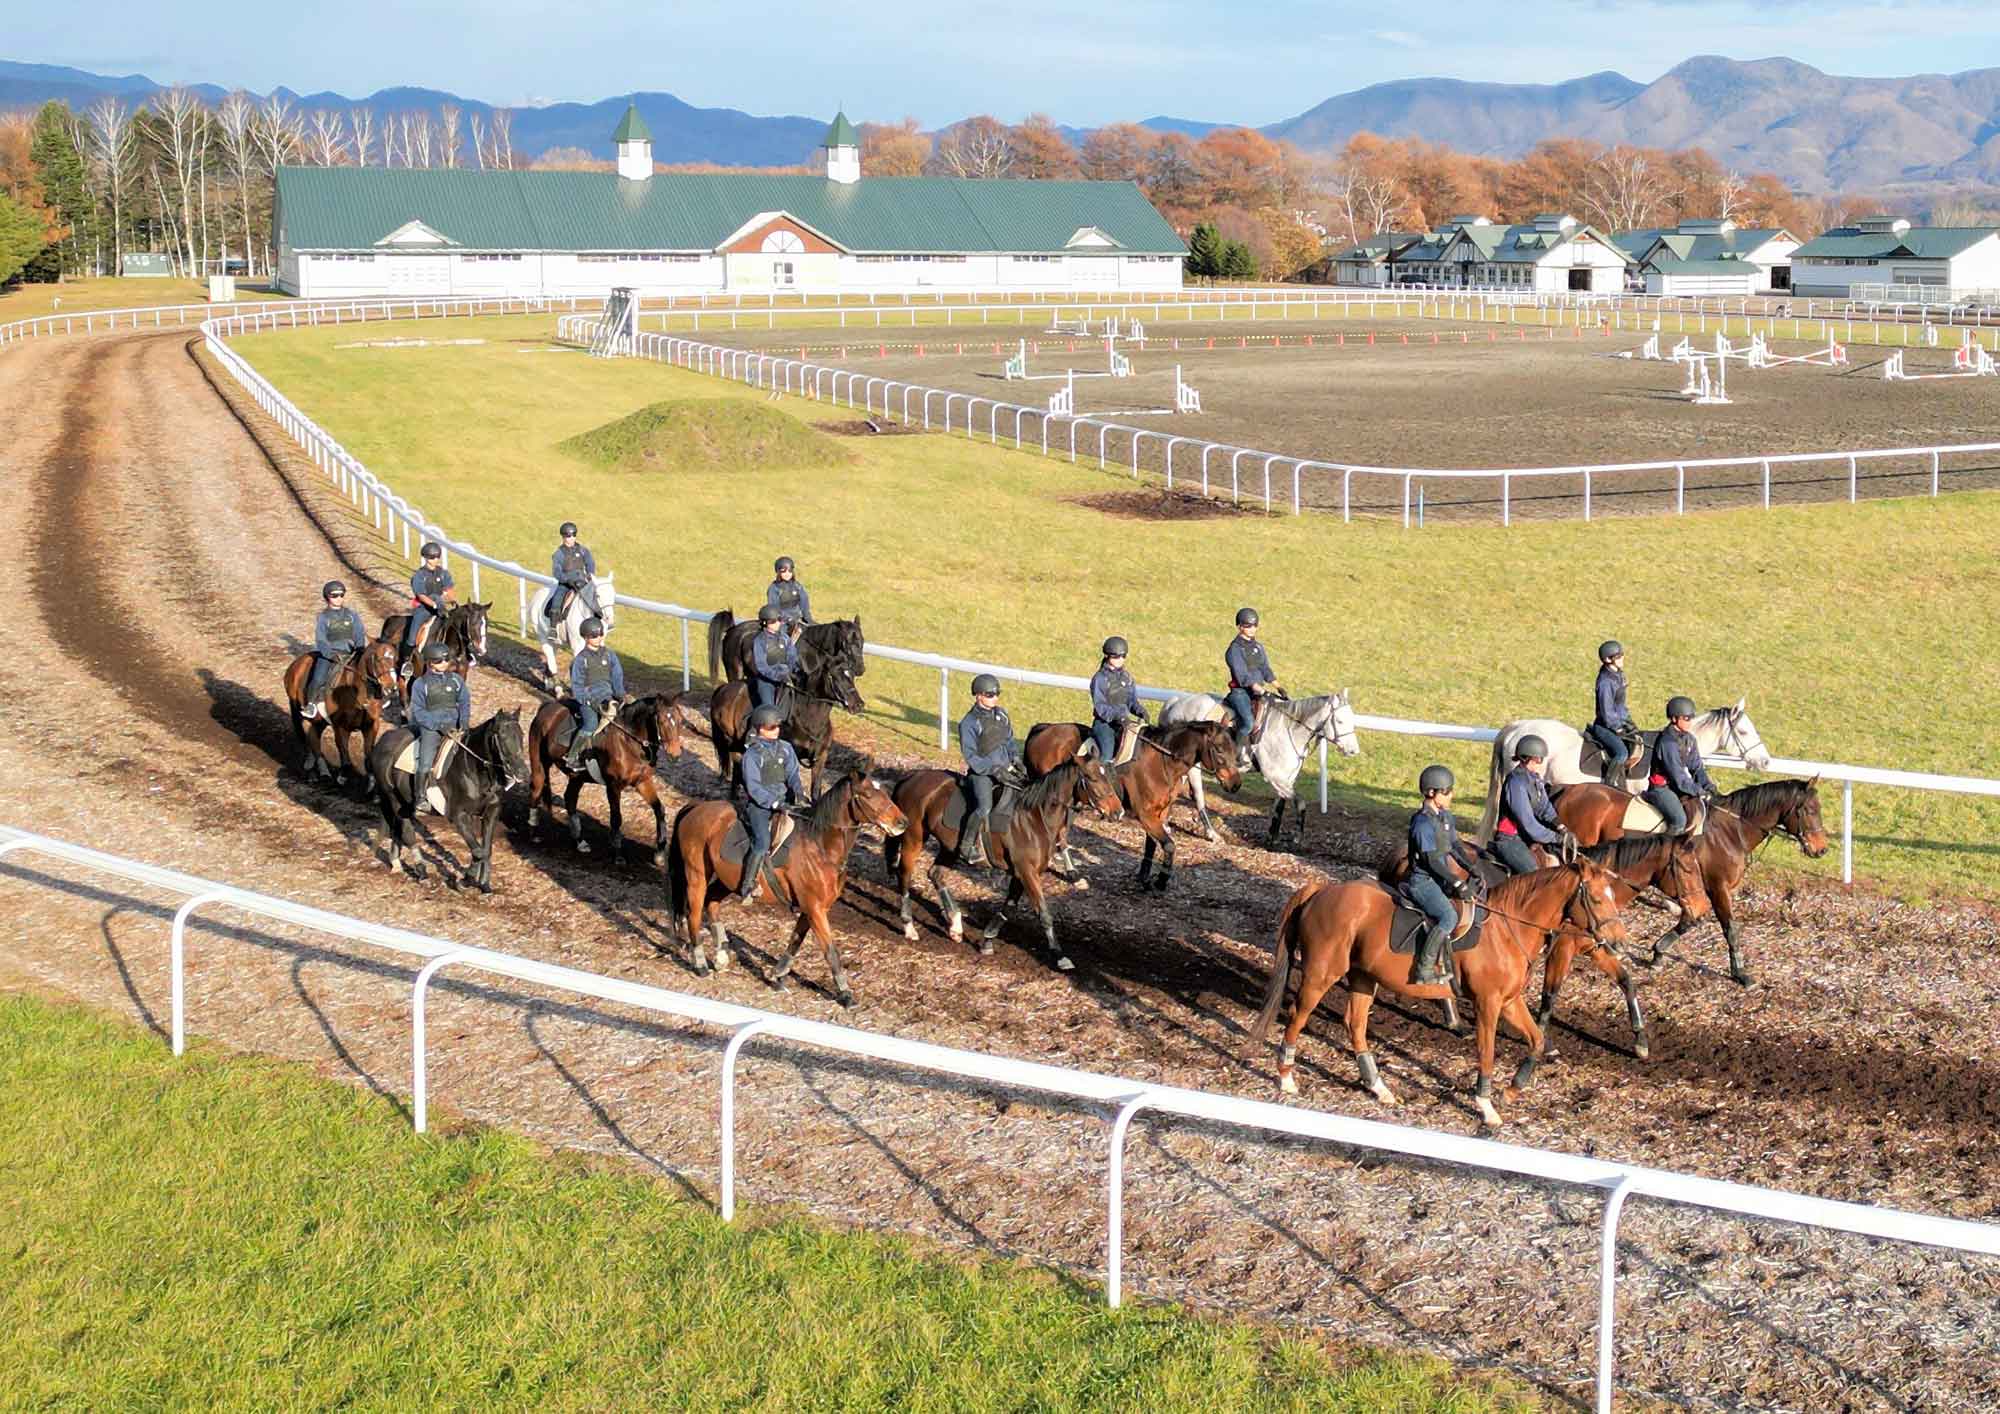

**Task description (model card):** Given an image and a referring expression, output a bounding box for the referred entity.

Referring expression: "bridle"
[1714,707,1763,765]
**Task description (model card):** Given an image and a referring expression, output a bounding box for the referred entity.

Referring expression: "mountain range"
[7,55,2000,193]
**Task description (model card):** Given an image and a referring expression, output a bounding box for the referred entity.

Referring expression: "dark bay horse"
[282,639,399,788]
[367,709,528,892]
[708,609,866,684]
[1249,859,1631,1126]
[666,765,906,1007]
[524,693,699,863]
[1553,777,1830,984]
[888,755,1123,972]
[1024,721,1241,891]
[710,648,864,799]
[381,601,492,678]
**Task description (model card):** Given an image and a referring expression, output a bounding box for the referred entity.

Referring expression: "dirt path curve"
[0,329,1995,1411]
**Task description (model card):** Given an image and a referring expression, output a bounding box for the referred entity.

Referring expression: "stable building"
[1385,214,1629,293]
[1789,215,2000,300]
[1322,230,1423,287]
[1613,219,1799,296]
[274,107,1187,299]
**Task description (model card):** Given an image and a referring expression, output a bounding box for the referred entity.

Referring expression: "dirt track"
[2,329,1997,1410]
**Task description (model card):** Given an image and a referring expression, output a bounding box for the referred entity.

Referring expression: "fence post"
[411,949,477,1133]
[1842,780,1853,885]
[517,577,528,634]
[169,889,234,1057]
[1596,1175,1638,1414]
[721,1019,772,1221]
[1848,454,1858,503]
[1105,1093,1154,1308]
[1318,737,1328,813]
[1931,450,1940,497]
[937,668,950,751]
[682,618,693,690]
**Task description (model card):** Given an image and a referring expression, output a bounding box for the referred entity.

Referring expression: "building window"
[320,253,376,263]
[578,252,685,264]
[1012,254,1054,264]
[464,253,523,263]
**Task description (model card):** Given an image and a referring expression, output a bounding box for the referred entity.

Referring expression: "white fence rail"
[3,822,1996,1412]
[192,301,2000,885]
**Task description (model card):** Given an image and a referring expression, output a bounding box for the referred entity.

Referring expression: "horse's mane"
[801,770,862,840]
[1719,778,1811,819]
[1581,834,1676,875]
[1487,861,1578,912]
[1019,759,1079,811]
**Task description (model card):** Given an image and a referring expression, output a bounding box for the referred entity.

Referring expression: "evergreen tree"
[1219,239,1257,279]
[1184,222,1222,278]
[0,191,47,286]
[29,101,93,274]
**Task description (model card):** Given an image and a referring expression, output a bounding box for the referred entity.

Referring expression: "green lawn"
[234,313,2000,900]
[0,994,1524,1411]
[0,275,287,322]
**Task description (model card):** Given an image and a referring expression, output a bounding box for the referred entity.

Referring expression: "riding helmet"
[1515,734,1549,761]
[750,705,783,729]
[1101,636,1128,658]
[757,603,782,624]
[423,643,451,665]
[1666,695,1697,721]
[1598,639,1624,661]
[580,618,605,638]
[1235,607,1260,627]
[559,521,578,538]
[421,541,443,560]
[971,673,1001,696]
[1418,764,1455,794]
[774,556,795,574]
[322,579,346,600]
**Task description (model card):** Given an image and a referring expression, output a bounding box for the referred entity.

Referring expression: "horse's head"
[1318,689,1362,758]
[1661,839,1711,920]
[1784,777,1832,858]
[1565,859,1630,949]
[647,693,690,761]
[490,707,529,783]
[465,602,492,659]
[821,662,865,713]
[1195,722,1244,792]
[843,761,906,838]
[835,617,865,677]
[1073,748,1126,819]
[1717,698,1771,770]
[361,639,399,702]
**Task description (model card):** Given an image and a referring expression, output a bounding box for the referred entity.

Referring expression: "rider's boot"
[737,853,767,902]
[561,728,588,773]
[961,812,990,867]
[1412,921,1454,988]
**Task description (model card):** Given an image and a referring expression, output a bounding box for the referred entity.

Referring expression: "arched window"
[761,230,806,255]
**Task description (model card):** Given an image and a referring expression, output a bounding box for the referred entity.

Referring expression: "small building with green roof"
[1381,214,1629,294]
[273,108,1186,299]
[1789,215,2000,300]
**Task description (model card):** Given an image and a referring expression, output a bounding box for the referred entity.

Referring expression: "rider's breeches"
[1091,719,1119,764]
[750,677,782,711]
[1641,786,1686,833]
[1224,688,1255,742]
[744,802,773,858]
[1406,872,1458,931]
[1490,834,1538,876]
[967,771,995,819]
[414,728,444,780]
[1586,723,1629,766]
[407,606,438,648]
[305,654,339,702]
[577,699,602,737]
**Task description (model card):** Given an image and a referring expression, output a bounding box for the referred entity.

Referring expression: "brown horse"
[707,610,866,684]
[381,600,492,679]
[665,765,906,1007]
[888,754,1124,972]
[1554,777,1830,984]
[282,639,400,789]
[709,650,863,800]
[1248,859,1631,1126]
[1023,721,1242,891]
[524,693,701,864]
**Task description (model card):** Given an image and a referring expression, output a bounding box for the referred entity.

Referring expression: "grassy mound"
[559,398,852,475]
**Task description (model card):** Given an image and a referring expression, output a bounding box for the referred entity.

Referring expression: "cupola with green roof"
[823,110,860,185]
[613,102,653,182]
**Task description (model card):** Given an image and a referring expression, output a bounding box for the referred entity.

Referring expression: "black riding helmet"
[580,618,605,638]
[971,673,1001,696]
[421,541,443,561]
[774,556,795,574]
[1419,764,1455,795]
[1599,639,1624,662]
[750,705,783,729]
[322,580,346,600]
[423,643,451,665]
[1666,695,1697,721]
[1235,607,1259,627]
[559,521,578,538]
[1515,734,1549,761]
[1102,636,1128,658]
[757,603,782,625]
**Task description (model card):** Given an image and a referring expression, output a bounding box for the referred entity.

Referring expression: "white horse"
[1158,690,1361,844]
[529,573,616,693]
[1478,699,1771,841]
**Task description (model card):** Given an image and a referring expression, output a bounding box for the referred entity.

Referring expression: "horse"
[709,647,864,800]
[528,574,617,695]
[381,600,493,680]
[524,692,700,864]
[1552,776,1830,985]
[665,764,906,1007]
[1247,859,1632,1127]
[282,639,399,789]
[888,753,1124,973]
[1022,721,1240,891]
[1479,699,1771,839]
[707,609,866,684]
[1157,690,1361,844]
[367,709,528,892]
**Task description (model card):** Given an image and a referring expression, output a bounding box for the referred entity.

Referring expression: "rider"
[1089,636,1146,764]
[547,522,597,627]
[1491,735,1566,876]
[749,603,798,712]
[1644,696,1716,836]
[1407,764,1468,988]
[562,618,625,772]
[1587,640,1638,787]
[403,542,456,677]
[737,705,804,902]
[1224,607,1281,768]
[766,556,813,636]
[408,642,470,807]
[305,580,366,720]
[958,673,1017,867]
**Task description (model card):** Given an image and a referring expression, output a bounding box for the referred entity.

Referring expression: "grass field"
[0,275,287,322]
[0,994,1524,1411]
[234,313,2000,900]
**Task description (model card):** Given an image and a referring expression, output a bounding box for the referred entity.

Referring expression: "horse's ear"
[1075,740,1094,759]
[1807,773,1820,788]
[1734,697,1745,713]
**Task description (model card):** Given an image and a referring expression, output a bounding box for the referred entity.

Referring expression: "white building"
[1614,218,1800,296]
[274,108,1188,300]
[1386,214,1629,293]
[1789,215,2000,300]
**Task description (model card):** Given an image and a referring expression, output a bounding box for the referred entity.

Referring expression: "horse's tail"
[1476,726,1510,844]
[706,609,733,684]
[1248,881,1317,1050]
[665,806,693,925]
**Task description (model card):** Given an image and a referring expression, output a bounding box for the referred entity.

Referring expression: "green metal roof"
[275,166,1186,255]
[1647,256,1760,277]
[824,111,858,147]
[1792,225,1999,260]
[611,103,652,143]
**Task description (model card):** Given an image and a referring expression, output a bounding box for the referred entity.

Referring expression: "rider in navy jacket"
[1491,735,1565,875]
[1643,697,1715,834]
[1088,636,1145,763]
[749,604,798,711]
[408,644,470,801]
[306,580,366,716]
[548,522,596,624]
[957,674,1017,866]
[404,543,455,674]
[1223,608,1279,765]
[563,620,625,769]
[1405,764,1467,988]
[1587,641,1636,786]
[765,556,813,631]
[737,706,803,901]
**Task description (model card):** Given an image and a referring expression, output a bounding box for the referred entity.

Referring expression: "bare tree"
[468,112,485,170]
[438,103,461,168]
[150,86,209,274]
[1581,146,1667,232]
[1356,175,1405,235]
[931,116,1014,179]
[407,112,434,168]
[86,97,138,275]
[490,108,514,170]
[254,94,301,270]
[1929,195,1994,226]
[308,108,346,166]
[380,114,401,168]
[1715,168,1746,223]
[349,106,375,167]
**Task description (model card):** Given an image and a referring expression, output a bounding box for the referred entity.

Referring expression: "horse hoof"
[1206,830,1222,844]
[1475,1098,1502,1128]
[1730,967,1753,987]
[576,840,592,855]
[1634,1041,1651,1061]
[902,923,920,943]
[1071,877,1090,892]
[770,976,789,993]
[1370,1083,1399,1107]
[977,939,994,956]
[1278,1072,1298,1096]
[527,809,541,827]
[651,851,666,869]
[480,882,494,895]
[693,958,711,977]
[713,948,730,972]
[1054,955,1074,972]
[837,991,857,1009]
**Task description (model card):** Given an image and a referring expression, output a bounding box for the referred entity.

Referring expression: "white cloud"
[1368,29,1426,47]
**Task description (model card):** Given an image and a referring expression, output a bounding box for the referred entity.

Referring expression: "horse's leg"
[528,745,548,828]
[811,902,856,1009]
[1028,872,1071,973]
[1189,768,1221,843]
[1438,996,1465,1036]
[475,802,499,894]
[1472,990,1504,1128]
[637,774,668,869]
[1713,873,1749,986]
[1276,954,1342,1098]
[1535,931,1581,1060]
[928,859,965,944]
[605,782,627,867]
[1268,795,1285,844]
[687,864,713,974]
[771,914,811,991]
[894,836,922,943]
[978,876,1022,957]
[1502,995,1547,1098]
[564,771,591,854]
[1151,818,1175,893]
[1584,942,1650,1060]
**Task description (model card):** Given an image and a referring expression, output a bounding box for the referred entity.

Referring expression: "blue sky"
[13,0,2000,125]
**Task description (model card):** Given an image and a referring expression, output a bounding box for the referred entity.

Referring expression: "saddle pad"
[1114,721,1141,767]
[721,813,798,871]
[1381,885,1483,956]
[1620,795,1703,837]
[551,707,607,785]
[938,777,1021,844]
[392,734,458,780]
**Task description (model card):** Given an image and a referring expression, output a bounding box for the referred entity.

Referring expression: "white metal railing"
[193,302,2000,886]
[3,821,1996,1411]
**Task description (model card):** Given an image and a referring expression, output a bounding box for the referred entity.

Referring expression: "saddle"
[1114,720,1142,766]
[1620,794,1705,837]
[1382,884,1484,956]
[721,811,799,904]
[391,733,459,815]
[552,699,619,782]
[940,774,1023,855]
[1578,726,1647,783]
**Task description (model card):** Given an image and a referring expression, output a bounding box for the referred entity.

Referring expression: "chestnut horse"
[1553,777,1830,984]
[665,765,906,1006]
[709,648,863,800]
[1248,859,1631,1126]
[282,639,399,789]
[1022,721,1242,891]
[707,610,866,684]
[888,754,1124,973]
[524,692,700,863]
